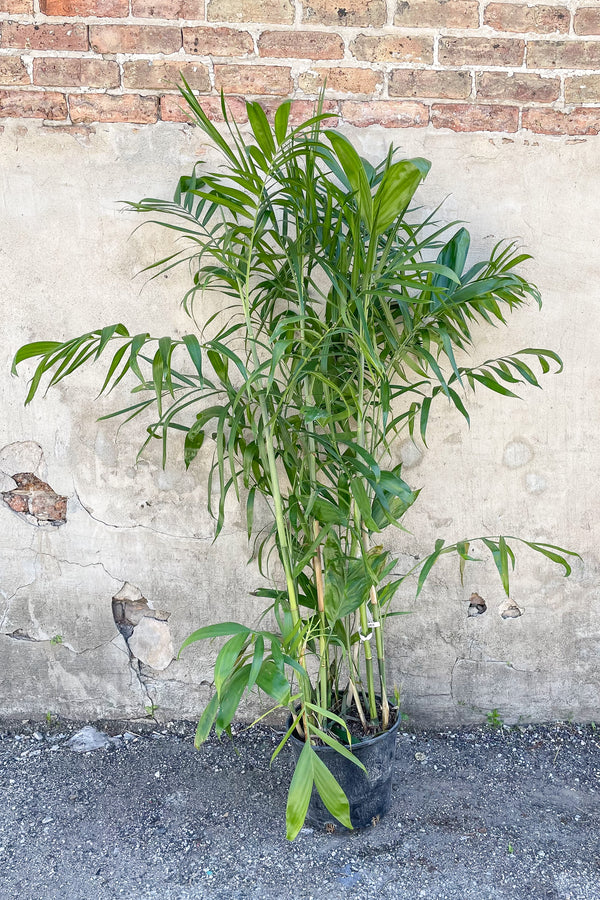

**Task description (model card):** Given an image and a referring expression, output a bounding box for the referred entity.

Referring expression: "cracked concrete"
[1,120,599,725]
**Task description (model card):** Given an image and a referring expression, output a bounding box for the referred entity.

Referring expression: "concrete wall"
[1,114,597,726]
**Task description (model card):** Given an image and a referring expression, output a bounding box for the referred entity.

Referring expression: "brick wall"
[1,2,600,133]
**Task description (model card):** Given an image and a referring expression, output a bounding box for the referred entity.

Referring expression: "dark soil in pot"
[289,704,401,833]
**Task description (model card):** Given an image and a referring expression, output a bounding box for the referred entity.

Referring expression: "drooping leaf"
[256,659,290,702]
[311,752,353,830]
[286,741,314,841]
[416,538,445,597]
[215,664,252,735]
[214,631,250,695]
[194,692,219,748]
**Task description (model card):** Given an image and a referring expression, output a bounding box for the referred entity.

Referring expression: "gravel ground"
[0,718,599,900]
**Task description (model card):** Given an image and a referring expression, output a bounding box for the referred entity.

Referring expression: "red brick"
[527,40,600,69]
[40,0,128,15]
[523,106,600,135]
[160,93,248,122]
[298,67,382,95]
[132,0,204,16]
[565,75,600,103]
[302,0,386,27]
[258,97,338,125]
[123,59,210,90]
[341,99,428,128]
[351,34,433,64]
[0,57,29,86]
[208,0,294,24]
[484,3,570,34]
[69,92,159,123]
[0,89,67,118]
[34,57,119,88]
[89,25,181,55]
[215,64,292,95]
[431,103,518,132]
[574,8,600,36]
[258,31,343,60]
[439,37,524,67]
[0,0,33,11]
[0,24,88,52]
[476,72,559,103]
[389,68,470,100]
[183,26,253,56]
[395,0,479,28]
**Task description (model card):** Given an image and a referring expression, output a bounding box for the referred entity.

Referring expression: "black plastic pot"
[289,711,401,832]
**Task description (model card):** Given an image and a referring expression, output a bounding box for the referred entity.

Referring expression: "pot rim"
[288,703,401,754]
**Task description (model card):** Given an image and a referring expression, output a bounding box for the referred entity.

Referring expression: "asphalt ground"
[0,718,598,900]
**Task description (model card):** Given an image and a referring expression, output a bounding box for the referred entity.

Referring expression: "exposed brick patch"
[34,57,119,88]
[0,24,89,52]
[439,37,525,68]
[258,31,343,60]
[476,72,559,103]
[2,473,67,526]
[528,41,600,70]
[523,106,600,135]
[183,26,254,56]
[89,25,182,55]
[431,103,519,132]
[574,8,600,36]
[2,0,599,133]
[394,0,479,29]
[341,99,428,127]
[302,0,386,27]
[215,63,292,95]
[123,59,210,91]
[40,0,129,15]
[70,92,159,122]
[0,89,68,118]
[484,3,570,35]
[298,67,382,95]
[350,34,434,65]
[160,92,248,121]
[565,75,600,104]
[208,0,294,24]
[0,57,30,86]
[389,68,470,100]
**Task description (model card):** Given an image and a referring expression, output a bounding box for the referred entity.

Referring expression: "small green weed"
[486,708,504,729]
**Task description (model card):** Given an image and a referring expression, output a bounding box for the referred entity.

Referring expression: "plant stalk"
[369,585,389,729]
[312,519,329,726]
[358,602,378,724]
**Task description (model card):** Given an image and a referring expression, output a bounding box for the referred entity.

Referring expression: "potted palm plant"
[12,82,576,839]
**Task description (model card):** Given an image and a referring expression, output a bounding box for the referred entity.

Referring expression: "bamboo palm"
[12,83,578,840]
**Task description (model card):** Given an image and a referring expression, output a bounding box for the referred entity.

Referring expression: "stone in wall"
[112,582,174,671]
